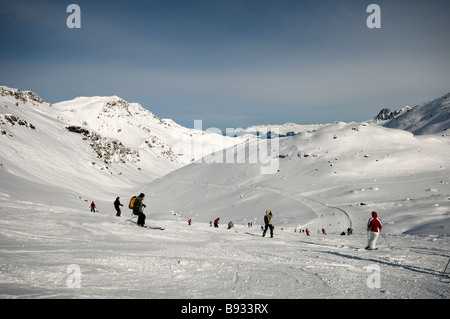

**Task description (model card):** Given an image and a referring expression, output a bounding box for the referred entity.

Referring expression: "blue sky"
[1,0,449,129]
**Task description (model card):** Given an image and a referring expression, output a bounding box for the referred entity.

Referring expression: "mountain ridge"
[376,91,450,135]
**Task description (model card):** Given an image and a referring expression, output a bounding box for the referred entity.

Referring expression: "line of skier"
[92,194,383,249]
[296,227,353,236]
[90,194,146,226]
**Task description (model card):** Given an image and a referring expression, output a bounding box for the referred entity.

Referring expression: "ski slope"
[1,121,449,299]
[0,199,448,299]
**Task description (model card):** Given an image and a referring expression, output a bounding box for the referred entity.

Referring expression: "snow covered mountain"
[1,85,449,233]
[376,92,450,135]
[0,85,248,202]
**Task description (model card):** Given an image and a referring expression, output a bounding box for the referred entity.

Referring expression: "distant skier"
[305,228,310,236]
[366,211,382,250]
[188,219,192,225]
[133,193,146,227]
[90,201,96,213]
[227,221,234,229]
[114,197,123,217]
[262,210,273,238]
[214,218,220,228]
[322,228,327,235]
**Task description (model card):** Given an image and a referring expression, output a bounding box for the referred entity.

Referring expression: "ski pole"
[381,232,393,249]
[442,258,450,277]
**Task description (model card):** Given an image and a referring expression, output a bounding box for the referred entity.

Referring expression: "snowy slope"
[1,86,449,299]
[378,92,450,135]
[143,121,450,236]
[0,194,448,299]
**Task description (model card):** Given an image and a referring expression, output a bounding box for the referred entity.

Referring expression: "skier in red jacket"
[366,211,382,250]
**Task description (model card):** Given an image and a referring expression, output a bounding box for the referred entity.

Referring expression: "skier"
[214,218,220,228]
[90,201,96,213]
[366,211,382,250]
[114,197,123,217]
[188,219,192,225]
[305,228,310,236]
[321,228,327,235]
[133,193,146,227]
[227,221,234,229]
[262,210,274,238]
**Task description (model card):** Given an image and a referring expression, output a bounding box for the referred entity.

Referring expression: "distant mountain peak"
[376,92,450,135]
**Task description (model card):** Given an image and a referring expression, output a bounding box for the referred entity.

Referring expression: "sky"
[0,0,449,130]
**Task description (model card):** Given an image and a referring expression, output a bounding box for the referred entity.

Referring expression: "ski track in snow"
[164,178,353,233]
[0,199,448,299]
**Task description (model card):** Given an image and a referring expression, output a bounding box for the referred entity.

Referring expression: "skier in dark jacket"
[133,193,146,227]
[262,210,274,238]
[114,197,123,217]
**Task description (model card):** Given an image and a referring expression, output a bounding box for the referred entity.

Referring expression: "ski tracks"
[168,178,353,232]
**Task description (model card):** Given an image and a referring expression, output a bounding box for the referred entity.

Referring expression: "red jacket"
[367,211,382,232]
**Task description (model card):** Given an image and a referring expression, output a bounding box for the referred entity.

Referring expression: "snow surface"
[0,86,449,299]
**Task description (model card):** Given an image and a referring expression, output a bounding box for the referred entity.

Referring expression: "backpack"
[129,196,137,209]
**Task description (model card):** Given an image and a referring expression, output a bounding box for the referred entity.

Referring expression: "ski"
[147,226,165,231]
[127,219,164,230]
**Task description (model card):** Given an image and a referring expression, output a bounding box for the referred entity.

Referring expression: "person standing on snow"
[262,210,274,238]
[214,218,220,228]
[114,197,123,217]
[133,193,146,227]
[90,201,96,213]
[366,211,382,250]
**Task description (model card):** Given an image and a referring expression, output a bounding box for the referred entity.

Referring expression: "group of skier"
[207,210,382,249]
[93,194,147,226]
[92,194,383,249]
[206,210,274,236]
